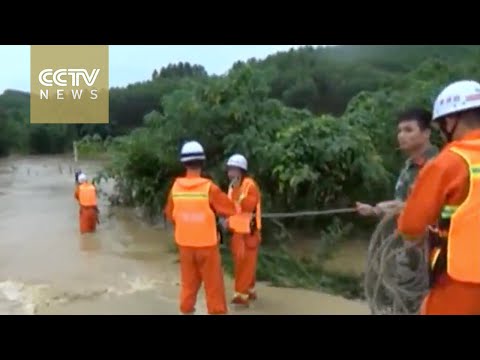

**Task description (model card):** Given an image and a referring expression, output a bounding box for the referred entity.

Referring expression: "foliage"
[76,134,110,159]
[2,45,480,159]
[93,46,480,243]
[2,46,480,225]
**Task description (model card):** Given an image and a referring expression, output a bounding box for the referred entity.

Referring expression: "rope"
[262,208,357,219]
[364,208,430,315]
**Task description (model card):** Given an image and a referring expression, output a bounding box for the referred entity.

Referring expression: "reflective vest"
[78,183,97,207]
[227,177,262,234]
[171,177,218,247]
[437,140,480,283]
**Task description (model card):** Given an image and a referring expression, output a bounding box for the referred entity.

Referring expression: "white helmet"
[226,154,248,171]
[433,80,480,121]
[78,173,87,183]
[180,141,206,163]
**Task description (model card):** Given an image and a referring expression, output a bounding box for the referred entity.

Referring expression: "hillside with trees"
[3,45,480,211]
[3,45,480,216]
[95,45,480,217]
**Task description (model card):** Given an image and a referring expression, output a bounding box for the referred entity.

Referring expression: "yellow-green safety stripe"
[172,192,208,199]
[441,205,459,219]
[471,164,480,178]
[439,164,480,218]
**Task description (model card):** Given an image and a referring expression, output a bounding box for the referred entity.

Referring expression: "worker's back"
[170,176,218,248]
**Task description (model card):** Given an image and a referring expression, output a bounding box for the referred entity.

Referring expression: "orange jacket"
[398,129,480,283]
[164,170,237,247]
[75,182,97,207]
[227,176,262,235]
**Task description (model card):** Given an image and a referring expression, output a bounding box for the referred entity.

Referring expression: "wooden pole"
[73,141,78,163]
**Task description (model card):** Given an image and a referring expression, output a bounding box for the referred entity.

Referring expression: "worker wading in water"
[398,80,480,315]
[164,141,237,315]
[75,169,82,185]
[224,154,262,306]
[74,173,99,234]
[356,108,438,216]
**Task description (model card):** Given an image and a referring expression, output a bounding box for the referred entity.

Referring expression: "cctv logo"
[38,68,100,100]
[39,69,100,87]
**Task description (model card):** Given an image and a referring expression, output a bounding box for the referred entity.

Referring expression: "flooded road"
[0,155,368,315]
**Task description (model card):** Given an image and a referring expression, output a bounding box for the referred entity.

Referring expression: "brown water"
[0,155,369,315]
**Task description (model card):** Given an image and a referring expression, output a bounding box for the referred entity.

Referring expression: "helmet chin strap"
[438,118,459,143]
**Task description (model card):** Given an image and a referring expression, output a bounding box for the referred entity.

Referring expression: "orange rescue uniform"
[227,176,262,304]
[74,182,98,234]
[398,129,480,315]
[164,170,236,315]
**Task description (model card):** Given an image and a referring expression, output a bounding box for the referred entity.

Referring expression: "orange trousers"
[178,245,227,315]
[79,207,98,234]
[421,273,480,315]
[231,234,259,298]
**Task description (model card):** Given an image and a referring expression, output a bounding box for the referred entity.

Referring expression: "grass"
[220,243,364,300]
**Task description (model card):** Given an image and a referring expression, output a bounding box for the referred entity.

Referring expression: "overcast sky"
[0,45,326,93]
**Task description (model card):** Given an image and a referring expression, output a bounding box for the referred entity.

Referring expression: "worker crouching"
[74,173,99,234]
[225,154,262,306]
[164,141,237,315]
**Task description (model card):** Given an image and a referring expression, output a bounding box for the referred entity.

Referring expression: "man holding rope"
[360,108,438,314]
[398,80,480,315]
[356,108,438,216]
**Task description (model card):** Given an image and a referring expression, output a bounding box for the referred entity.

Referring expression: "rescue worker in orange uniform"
[398,80,480,315]
[164,141,237,315]
[74,173,99,234]
[225,154,262,306]
[75,169,82,185]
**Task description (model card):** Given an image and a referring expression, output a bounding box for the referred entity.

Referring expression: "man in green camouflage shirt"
[358,108,438,314]
[357,108,438,217]
[393,144,439,202]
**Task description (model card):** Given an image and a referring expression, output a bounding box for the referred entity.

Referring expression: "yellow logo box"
[30,45,109,124]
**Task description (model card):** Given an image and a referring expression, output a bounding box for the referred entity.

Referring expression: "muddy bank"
[0,155,368,315]
[37,286,369,315]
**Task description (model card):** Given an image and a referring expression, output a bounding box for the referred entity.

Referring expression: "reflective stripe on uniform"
[439,163,480,218]
[441,205,459,219]
[171,178,217,247]
[172,192,209,199]
[228,177,262,231]
[470,164,480,179]
[442,144,480,283]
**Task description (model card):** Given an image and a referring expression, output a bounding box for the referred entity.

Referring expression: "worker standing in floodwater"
[224,154,262,306]
[74,173,99,234]
[74,169,82,185]
[74,169,82,194]
[356,108,438,216]
[164,141,237,315]
[398,80,480,315]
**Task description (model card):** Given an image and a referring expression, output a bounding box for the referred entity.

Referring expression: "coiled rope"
[364,208,430,315]
[263,207,431,315]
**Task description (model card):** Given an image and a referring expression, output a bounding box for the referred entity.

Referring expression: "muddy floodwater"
[0,155,369,315]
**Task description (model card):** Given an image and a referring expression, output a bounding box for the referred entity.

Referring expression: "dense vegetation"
[4,45,480,298]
